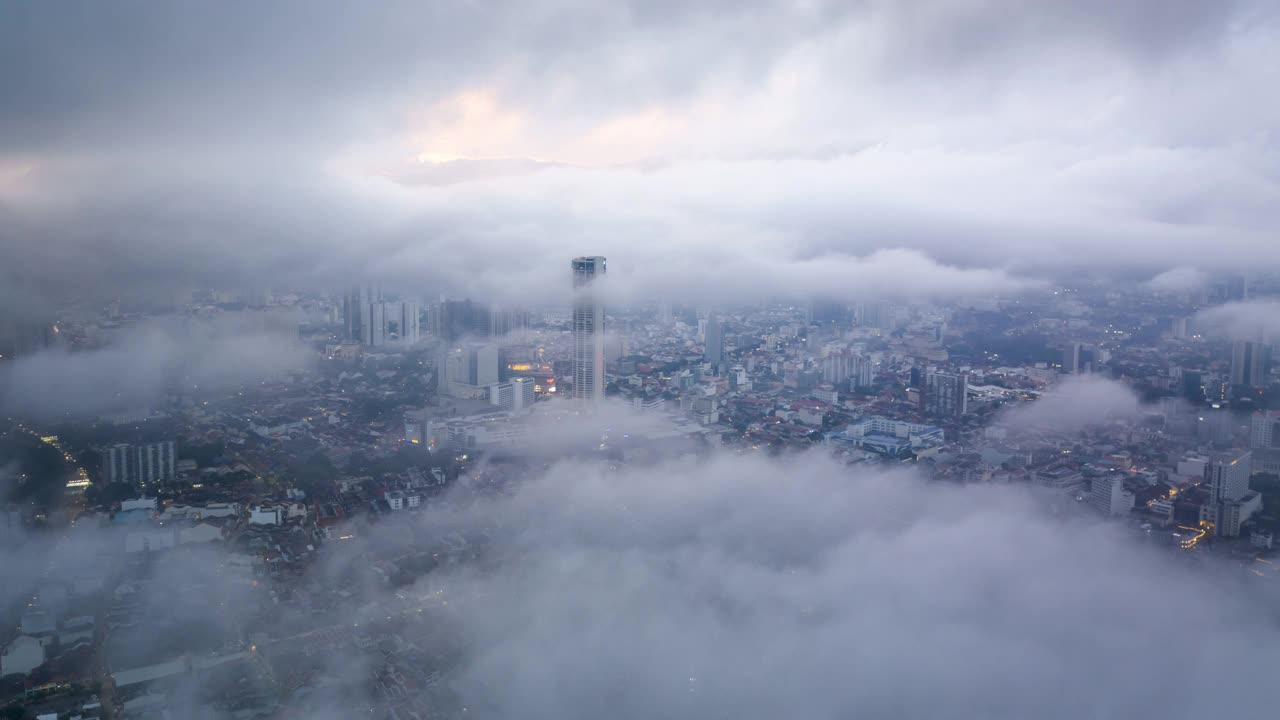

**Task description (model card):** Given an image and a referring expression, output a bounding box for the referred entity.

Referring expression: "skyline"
[5,3,1280,719]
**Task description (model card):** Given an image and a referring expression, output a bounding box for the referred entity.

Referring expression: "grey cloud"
[405,450,1278,719]
[7,428,1280,717]
[998,375,1144,433]
[0,311,313,420]
[1193,300,1280,342]
[1145,266,1209,292]
[2,1,1279,308]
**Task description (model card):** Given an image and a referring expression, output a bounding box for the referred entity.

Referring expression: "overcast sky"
[2,0,1278,307]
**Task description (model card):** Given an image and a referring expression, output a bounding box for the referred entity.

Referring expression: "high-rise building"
[824,353,858,385]
[571,256,606,402]
[490,309,530,338]
[1064,342,1082,374]
[342,287,363,342]
[1182,370,1204,402]
[491,377,536,412]
[859,301,893,332]
[440,344,501,397]
[1197,408,1234,446]
[388,301,421,344]
[924,371,968,418]
[1090,474,1133,516]
[361,298,386,346]
[1208,450,1252,504]
[854,356,874,390]
[1230,340,1271,388]
[1251,411,1280,449]
[1223,274,1248,302]
[102,441,177,486]
[704,316,724,371]
[1205,449,1254,537]
[432,299,493,342]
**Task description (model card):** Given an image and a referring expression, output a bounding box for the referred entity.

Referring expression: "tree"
[291,452,340,499]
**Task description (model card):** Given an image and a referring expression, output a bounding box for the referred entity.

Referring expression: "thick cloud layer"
[6,427,1280,717]
[399,450,1279,719]
[3,1,1279,306]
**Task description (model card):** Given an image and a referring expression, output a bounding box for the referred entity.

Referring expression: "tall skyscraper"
[362,298,386,346]
[1063,342,1082,374]
[571,256,606,402]
[924,371,968,418]
[342,287,363,342]
[704,316,724,371]
[1230,340,1271,388]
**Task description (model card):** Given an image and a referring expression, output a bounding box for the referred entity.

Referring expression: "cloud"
[0,311,313,420]
[391,449,1279,719]
[998,375,1144,433]
[1145,266,1208,292]
[1193,300,1280,342]
[6,423,1280,717]
[2,1,1279,307]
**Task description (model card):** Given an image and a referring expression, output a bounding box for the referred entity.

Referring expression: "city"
[3,2,1280,719]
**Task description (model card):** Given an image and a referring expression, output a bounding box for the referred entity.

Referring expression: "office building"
[704,316,724,371]
[1208,450,1252,503]
[1090,474,1133,516]
[1205,449,1257,537]
[571,256,607,402]
[924,371,968,418]
[491,377,536,412]
[441,344,502,398]
[1230,340,1271,388]
[1034,465,1085,499]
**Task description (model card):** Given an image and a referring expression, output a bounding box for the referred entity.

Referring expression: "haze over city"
[3,2,1280,719]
